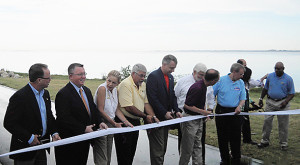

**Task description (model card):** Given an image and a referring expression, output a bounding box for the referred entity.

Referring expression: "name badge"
[234,87,240,91]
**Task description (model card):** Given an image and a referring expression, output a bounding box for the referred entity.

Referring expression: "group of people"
[3,54,295,165]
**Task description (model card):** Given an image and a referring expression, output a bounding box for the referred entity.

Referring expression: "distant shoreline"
[157,50,300,53]
[1,49,300,53]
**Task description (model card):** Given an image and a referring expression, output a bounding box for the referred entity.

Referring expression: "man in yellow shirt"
[114,63,159,165]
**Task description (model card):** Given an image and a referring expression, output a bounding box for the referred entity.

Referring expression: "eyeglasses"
[135,72,146,78]
[71,72,87,77]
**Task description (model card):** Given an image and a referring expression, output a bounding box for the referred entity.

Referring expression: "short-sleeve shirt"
[118,76,148,120]
[213,74,246,108]
[265,72,295,99]
[184,79,207,115]
[174,74,215,110]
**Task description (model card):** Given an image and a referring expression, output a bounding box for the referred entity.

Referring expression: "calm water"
[0,50,299,91]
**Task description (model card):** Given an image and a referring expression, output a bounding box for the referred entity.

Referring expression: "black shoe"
[281,146,288,151]
[220,161,229,165]
[257,143,269,148]
[244,140,257,145]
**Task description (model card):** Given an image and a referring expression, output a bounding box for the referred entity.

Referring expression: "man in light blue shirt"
[28,83,48,141]
[4,63,61,164]
[257,62,295,151]
[213,63,246,165]
[54,63,107,165]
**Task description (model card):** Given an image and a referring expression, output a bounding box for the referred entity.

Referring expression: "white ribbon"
[1,109,300,158]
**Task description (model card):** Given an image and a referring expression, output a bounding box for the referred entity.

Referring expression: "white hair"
[132,63,147,73]
[193,63,207,73]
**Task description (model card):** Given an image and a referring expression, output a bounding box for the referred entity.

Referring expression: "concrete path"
[0,85,262,165]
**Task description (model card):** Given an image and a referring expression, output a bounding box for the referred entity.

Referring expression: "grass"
[1,76,300,164]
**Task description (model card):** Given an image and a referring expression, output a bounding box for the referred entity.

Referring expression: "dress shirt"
[70,81,91,114]
[206,86,215,110]
[248,79,263,89]
[185,80,207,113]
[175,74,215,110]
[28,83,47,144]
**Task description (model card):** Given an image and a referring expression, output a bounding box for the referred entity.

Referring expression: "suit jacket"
[55,82,102,139]
[146,68,180,121]
[4,84,57,160]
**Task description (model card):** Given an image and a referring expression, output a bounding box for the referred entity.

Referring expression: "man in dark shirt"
[146,55,182,165]
[237,59,257,145]
[179,69,219,165]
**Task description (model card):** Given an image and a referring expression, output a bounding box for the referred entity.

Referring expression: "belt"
[215,104,236,114]
[183,108,199,116]
[267,96,286,102]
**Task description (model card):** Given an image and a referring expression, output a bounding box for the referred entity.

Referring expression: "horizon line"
[1,49,300,52]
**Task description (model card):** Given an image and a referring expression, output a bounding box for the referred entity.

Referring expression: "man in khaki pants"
[179,69,219,165]
[257,62,295,151]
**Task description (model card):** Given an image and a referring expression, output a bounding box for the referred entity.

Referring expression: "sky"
[0,0,300,51]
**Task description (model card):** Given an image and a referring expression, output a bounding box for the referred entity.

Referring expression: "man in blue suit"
[146,55,182,165]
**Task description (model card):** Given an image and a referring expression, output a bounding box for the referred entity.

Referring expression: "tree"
[120,65,131,81]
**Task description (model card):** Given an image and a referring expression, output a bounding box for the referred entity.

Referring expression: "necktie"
[80,88,90,115]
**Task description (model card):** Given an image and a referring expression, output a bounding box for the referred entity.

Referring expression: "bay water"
[0,50,299,92]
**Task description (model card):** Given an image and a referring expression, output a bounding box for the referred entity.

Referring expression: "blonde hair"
[107,70,121,83]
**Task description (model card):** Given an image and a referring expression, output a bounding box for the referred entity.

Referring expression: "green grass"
[1,76,300,164]
[197,88,300,165]
[205,115,300,164]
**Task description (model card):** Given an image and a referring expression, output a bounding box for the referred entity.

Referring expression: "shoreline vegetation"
[0,74,299,164]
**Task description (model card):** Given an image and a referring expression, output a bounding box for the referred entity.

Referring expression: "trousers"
[261,98,290,146]
[114,117,140,165]
[147,126,169,165]
[179,113,204,165]
[93,122,114,165]
[215,104,241,165]
[14,150,47,165]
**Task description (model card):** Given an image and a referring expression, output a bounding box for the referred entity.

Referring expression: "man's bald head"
[275,62,284,68]
[275,62,285,77]
[237,59,247,67]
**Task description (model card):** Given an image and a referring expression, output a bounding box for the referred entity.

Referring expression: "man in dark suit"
[237,59,257,145]
[4,63,61,165]
[54,63,107,165]
[146,55,182,165]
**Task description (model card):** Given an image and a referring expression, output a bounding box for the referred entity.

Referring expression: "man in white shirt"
[174,63,216,164]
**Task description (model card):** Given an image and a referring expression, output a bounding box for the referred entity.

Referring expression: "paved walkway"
[0,85,262,165]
